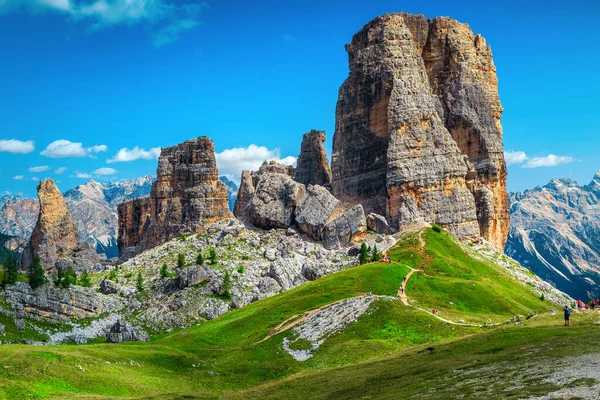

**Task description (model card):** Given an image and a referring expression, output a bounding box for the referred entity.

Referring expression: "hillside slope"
[0,227,572,399]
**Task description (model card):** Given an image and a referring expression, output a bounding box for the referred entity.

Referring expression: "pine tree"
[359,243,369,265]
[177,253,185,270]
[79,271,92,288]
[160,263,169,278]
[136,271,144,293]
[196,252,204,265]
[3,252,17,285]
[209,248,217,265]
[28,256,46,289]
[371,246,382,263]
[222,271,232,298]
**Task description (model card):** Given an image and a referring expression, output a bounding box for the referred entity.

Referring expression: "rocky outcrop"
[322,205,367,249]
[331,13,508,249]
[423,17,509,250]
[3,281,124,321]
[233,170,255,218]
[367,213,396,235]
[294,129,332,187]
[248,172,305,230]
[118,137,232,258]
[20,179,101,274]
[106,319,149,343]
[506,172,600,300]
[294,185,341,240]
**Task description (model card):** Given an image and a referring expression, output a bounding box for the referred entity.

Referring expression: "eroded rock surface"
[118,137,232,258]
[294,185,341,240]
[20,179,101,273]
[322,205,367,249]
[331,13,508,249]
[294,129,332,187]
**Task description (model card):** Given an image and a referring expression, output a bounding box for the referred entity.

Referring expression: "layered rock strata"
[20,179,100,274]
[331,13,509,249]
[118,137,232,257]
[294,129,332,187]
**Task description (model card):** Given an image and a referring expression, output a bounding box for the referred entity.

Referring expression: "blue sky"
[1,0,599,197]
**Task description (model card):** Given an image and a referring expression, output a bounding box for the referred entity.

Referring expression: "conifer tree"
[196,252,204,265]
[222,271,232,298]
[3,252,17,286]
[136,271,145,293]
[359,243,369,265]
[209,248,217,265]
[28,256,46,289]
[161,263,169,278]
[177,253,185,270]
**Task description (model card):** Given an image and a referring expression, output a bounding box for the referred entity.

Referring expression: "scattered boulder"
[248,172,305,230]
[294,185,341,241]
[367,213,396,235]
[322,205,367,249]
[105,319,149,343]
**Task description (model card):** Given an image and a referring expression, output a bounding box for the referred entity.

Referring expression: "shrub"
[179,234,187,242]
[60,267,77,289]
[196,252,204,265]
[136,272,145,293]
[209,248,217,265]
[177,253,185,270]
[160,264,169,278]
[28,256,46,289]
[107,269,117,281]
[221,271,232,298]
[540,293,545,301]
[237,265,245,274]
[432,223,442,233]
[79,271,92,288]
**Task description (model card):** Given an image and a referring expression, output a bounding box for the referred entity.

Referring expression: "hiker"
[564,305,571,326]
[585,303,590,310]
[577,299,582,308]
[401,287,404,294]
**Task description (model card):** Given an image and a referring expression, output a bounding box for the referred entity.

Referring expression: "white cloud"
[71,171,93,179]
[504,150,528,166]
[107,146,161,163]
[0,0,207,46]
[29,165,50,173]
[55,167,67,174]
[13,175,24,180]
[215,144,297,183]
[31,177,40,181]
[0,139,35,154]
[523,154,574,169]
[93,167,117,176]
[41,140,107,158]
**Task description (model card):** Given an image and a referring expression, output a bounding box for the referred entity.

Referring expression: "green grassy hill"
[0,228,590,399]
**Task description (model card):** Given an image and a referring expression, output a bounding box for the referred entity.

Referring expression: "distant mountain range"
[0,176,238,260]
[506,171,600,300]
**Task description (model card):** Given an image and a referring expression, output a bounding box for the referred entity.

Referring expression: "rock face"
[331,13,509,249]
[106,319,149,343]
[118,137,232,257]
[3,281,124,320]
[322,205,367,249]
[366,213,396,235]
[294,185,341,240]
[506,173,600,300]
[20,179,100,274]
[248,172,305,230]
[233,170,254,218]
[294,129,332,187]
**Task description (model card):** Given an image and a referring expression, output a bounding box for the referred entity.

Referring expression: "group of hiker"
[563,298,600,326]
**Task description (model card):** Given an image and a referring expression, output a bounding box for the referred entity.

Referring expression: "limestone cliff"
[294,129,332,187]
[331,13,508,249]
[20,179,100,273]
[118,137,232,258]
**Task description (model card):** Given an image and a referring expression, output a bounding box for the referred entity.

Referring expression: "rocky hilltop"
[506,172,600,299]
[20,179,101,273]
[118,137,232,258]
[331,13,509,250]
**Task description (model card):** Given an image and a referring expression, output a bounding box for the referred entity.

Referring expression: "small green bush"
[28,256,47,289]
[196,252,204,265]
[161,264,169,278]
[177,253,185,270]
[237,265,245,274]
[209,248,217,265]
[136,272,145,293]
[431,224,442,233]
[221,271,232,298]
[79,271,92,288]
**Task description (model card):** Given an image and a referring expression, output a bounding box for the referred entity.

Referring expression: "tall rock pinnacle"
[293,129,332,187]
[331,13,509,249]
[20,179,99,273]
[118,137,232,258]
